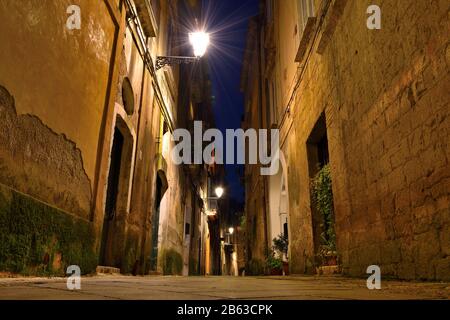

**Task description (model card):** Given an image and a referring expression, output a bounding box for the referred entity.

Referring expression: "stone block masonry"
[255,0,450,281]
[308,0,450,281]
[0,85,92,220]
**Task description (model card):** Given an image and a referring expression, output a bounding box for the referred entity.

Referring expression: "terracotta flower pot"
[326,255,338,266]
[270,268,283,276]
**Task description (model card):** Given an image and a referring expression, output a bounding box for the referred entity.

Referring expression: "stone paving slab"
[0,275,448,300]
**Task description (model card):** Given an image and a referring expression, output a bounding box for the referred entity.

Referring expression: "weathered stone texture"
[0,183,97,275]
[320,0,449,280]
[0,0,117,184]
[0,85,92,219]
[270,0,449,280]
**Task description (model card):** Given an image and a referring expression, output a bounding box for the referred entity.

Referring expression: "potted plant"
[266,252,283,275]
[311,164,339,271]
[272,233,289,275]
[317,244,338,266]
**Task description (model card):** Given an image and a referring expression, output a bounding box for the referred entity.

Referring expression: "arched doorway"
[149,169,168,271]
[268,153,289,260]
[100,116,134,267]
[149,127,170,272]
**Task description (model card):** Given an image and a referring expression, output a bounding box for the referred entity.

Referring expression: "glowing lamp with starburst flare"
[189,31,210,58]
[156,30,210,70]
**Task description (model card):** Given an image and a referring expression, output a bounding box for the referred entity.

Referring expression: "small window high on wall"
[295,0,316,63]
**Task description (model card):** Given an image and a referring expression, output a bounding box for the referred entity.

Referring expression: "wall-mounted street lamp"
[205,186,224,216]
[225,227,235,246]
[156,31,210,70]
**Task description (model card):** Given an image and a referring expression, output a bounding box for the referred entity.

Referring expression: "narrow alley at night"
[0,0,449,313]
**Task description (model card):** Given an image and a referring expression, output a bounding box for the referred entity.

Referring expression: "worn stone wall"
[0,183,97,275]
[0,86,92,219]
[106,37,143,273]
[125,69,158,274]
[274,0,449,280]
[245,182,268,274]
[157,132,185,274]
[329,0,449,281]
[241,16,270,274]
[0,0,117,187]
[0,0,121,275]
[0,0,119,219]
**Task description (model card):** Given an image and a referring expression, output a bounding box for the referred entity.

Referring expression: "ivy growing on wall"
[0,185,98,276]
[310,164,337,258]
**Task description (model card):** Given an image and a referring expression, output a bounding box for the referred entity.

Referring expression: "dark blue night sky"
[202,0,259,203]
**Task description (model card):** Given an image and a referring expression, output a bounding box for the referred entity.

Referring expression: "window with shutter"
[295,0,316,62]
[297,0,315,34]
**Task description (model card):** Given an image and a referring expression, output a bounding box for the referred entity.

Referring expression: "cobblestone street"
[0,1,449,304]
[0,275,448,300]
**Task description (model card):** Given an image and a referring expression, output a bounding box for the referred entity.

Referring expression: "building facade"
[242,0,450,280]
[0,0,218,276]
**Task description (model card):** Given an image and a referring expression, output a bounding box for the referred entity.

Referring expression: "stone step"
[316,265,341,275]
[96,266,121,275]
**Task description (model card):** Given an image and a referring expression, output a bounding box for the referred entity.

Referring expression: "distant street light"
[228,227,234,235]
[156,30,210,70]
[215,186,224,199]
[205,186,224,216]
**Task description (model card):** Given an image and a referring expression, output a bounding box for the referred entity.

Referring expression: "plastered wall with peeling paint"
[0,0,117,191]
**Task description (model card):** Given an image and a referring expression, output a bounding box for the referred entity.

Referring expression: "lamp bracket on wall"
[155,56,200,70]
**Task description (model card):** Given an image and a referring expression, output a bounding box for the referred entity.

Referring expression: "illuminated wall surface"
[0,0,449,283]
[242,0,449,281]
